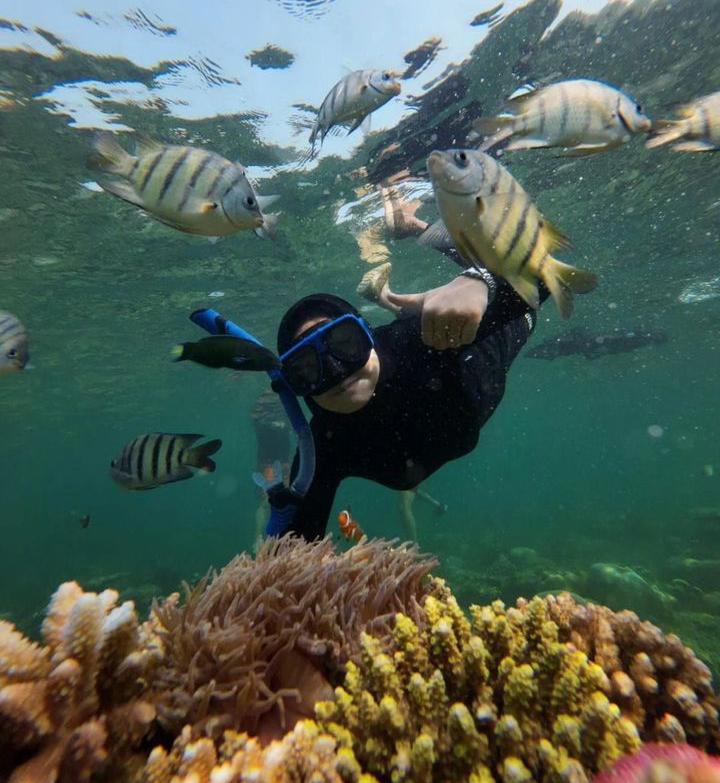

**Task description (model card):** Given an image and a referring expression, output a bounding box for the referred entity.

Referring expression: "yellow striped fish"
[473,79,651,156]
[427,149,597,319]
[646,91,720,152]
[0,311,29,376]
[88,133,275,237]
[109,433,222,490]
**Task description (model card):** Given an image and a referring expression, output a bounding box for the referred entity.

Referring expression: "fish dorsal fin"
[507,81,541,103]
[176,433,204,447]
[541,218,572,251]
[134,133,164,157]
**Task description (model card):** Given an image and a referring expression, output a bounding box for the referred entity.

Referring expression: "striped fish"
[309,69,401,158]
[646,91,720,152]
[109,433,222,490]
[0,311,29,376]
[427,149,597,319]
[472,79,651,156]
[88,133,276,237]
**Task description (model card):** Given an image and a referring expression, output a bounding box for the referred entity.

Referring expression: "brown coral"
[149,536,436,743]
[140,720,378,783]
[314,587,719,783]
[0,582,159,783]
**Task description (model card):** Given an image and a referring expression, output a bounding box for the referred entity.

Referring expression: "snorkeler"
[264,263,543,540]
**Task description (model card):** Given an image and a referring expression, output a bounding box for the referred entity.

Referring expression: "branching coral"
[315,586,719,783]
[0,581,160,783]
[140,720,379,783]
[148,536,437,742]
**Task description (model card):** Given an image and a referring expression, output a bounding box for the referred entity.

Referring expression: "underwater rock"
[587,562,677,618]
[148,536,437,741]
[508,546,540,567]
[0,582,160,783]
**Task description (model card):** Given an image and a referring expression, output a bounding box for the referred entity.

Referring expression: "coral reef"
[594,743,720,783]
[315,587,719,783]
[140,720,378,783]
[0,581,159,783]
[148,536,436,742]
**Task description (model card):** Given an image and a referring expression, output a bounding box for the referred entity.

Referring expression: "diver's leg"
[398,490,418,542]
[254,496,269,553]
[415,488,448,516]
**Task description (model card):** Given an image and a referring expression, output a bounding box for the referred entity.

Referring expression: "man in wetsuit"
[269,267,539,541]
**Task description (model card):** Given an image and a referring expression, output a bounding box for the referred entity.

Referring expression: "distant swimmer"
[0,311,29,376]
[308,69,401,158]
[647,91,720,153]
[472,79,651,156]
[88,132,278,237]
[110,433,222,490]
[427,149,597,318]
[526,327,668,361]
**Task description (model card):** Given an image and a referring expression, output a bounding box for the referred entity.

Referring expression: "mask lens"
[283,344,321,395]
[325,319,370,363]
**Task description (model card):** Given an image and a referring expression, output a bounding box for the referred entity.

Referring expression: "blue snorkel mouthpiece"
[188,308,316,535]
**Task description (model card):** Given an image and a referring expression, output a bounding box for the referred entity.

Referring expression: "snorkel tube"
[189,308,315,535]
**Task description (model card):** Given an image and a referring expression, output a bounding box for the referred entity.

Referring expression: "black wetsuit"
[287,278,540,541]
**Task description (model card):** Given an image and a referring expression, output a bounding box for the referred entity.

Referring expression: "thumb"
[385,290,425,313]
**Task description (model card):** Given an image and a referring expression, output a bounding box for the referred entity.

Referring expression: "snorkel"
[189,308,316,535]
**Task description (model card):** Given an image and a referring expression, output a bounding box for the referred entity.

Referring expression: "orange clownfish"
[338,508,364,542]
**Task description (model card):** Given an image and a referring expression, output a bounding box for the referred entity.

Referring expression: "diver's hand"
[385,276,489,350]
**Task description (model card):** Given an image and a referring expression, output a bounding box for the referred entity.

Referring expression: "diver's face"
[295,317,380,414]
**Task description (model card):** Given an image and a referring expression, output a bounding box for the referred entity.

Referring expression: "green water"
[1,0,719,671]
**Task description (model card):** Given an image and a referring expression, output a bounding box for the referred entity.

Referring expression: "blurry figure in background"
[0,311,29,376]
[398,487,448,542]
[646,90,720,153]
[251,389,291,545]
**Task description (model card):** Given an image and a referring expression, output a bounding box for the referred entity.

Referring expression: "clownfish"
[338,508,364,542]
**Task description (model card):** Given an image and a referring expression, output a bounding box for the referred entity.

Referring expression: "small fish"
[252,459,284,492]
[526,327,667,360]
[309,69,401,157]
[472,79,651,155]
[646,90,720,152]
[80,514,90,529]
[172,335,280,372]
[338,508,364,542]
[470,3,504,27]
[110,433,222,490]
[88,132,278,237]
[0,311,29,376]
[427,149,597,318]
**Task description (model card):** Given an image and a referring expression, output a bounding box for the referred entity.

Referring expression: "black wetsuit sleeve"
[472,276,550,341]
[285,435,343,542]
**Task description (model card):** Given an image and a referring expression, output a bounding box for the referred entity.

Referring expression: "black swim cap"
[277,293,359,355]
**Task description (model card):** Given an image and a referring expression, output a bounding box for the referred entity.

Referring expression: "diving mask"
[280,313,375,397]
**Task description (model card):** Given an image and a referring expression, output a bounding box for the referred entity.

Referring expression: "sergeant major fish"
[646,90,720,152]
[309,69,401,158]
[472,79,651,156]
[0,311,29,376]
[427,149,597,318]
[88,132,278,237]
[110,433,222,490]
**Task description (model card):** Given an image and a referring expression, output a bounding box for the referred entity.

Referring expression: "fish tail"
[469,116,515,147]
[87,131,135,176]
[645,120,688,149]
[540,256,598,319]
[185,438,222,473]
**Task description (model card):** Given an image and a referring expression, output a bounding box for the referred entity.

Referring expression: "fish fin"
[147,213,208,234]
[671,140,718,153]
[472,115,515,137]
[184,438,222,473]
[417,219,454,251]
[477,127,516,151]
[176,433,204,447]
[255,212,280,240]
[555,143,613,157]
[541,219,573,251]
[346,114,367,135]
[88,131,136,176]
[360,113,372,138]
[506,274,540,310]
[256,194,280,209]
[505,137,551,151]
[645,122,686,149]
[99,179,146,208]
[507,81,541,102]
[540,257,598,319]
[134,133,164,157]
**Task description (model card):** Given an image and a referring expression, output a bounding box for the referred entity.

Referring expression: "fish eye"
[246,196,256,208]
[454,151,469,167]
[636,102,642,113]
[382,72,390,80]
